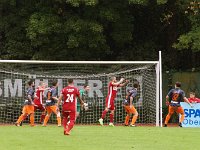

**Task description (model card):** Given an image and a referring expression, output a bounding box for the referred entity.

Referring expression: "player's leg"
[124,106,130,126]
[29,105,35,126]
[130,106,138,127]
[39,105,46,124]
[42,106,52,126]
[65,111,76,135]
[164,106,174,126]
[15,106,28,126]
[109,101,115,127]
[99,107,109,126]
[51,105,61,127]
[99,97,110,125]
[177,106,185,127]
[62,111,69,133]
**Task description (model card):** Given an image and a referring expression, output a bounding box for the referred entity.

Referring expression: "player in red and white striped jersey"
[33,81,49,124]
[99,76,129,126]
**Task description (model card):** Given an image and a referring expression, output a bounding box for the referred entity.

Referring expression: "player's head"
[175,82,181,88]
[28,80,34,87]
[190,92,195,98]
[133,82,139,89]
[110,76,116,82]
[39,81,47,88]
[52,80,58,87]
[68,78,74,84]
[83,84,90,92]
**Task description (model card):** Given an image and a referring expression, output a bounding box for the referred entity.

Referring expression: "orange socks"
[43,115,50,126]
[164,114,171,125]
[17,114,25,124]
[125,115,130,125]
[131,115,138,125]
[179,114,185,123]
[57,117,61,126]
[30,113,34,126]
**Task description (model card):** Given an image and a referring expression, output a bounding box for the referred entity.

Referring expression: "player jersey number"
[172,93,179,101]
[66,94,74,102]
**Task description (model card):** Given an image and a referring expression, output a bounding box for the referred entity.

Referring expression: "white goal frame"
[0,51,163,127]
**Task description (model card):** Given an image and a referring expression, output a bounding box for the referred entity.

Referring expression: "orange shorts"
[46,105,59,114]
[168,105,184,115]
[124,105,137,114]
[22,105,34,115]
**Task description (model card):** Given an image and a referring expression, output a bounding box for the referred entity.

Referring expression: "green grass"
[0,125,200,150]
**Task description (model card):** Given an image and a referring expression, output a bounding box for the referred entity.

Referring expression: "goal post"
[0,53,162,126]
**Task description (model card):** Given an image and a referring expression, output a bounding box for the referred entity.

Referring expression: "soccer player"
[188,92,200,103]
[164,82,193,127]
[77,84,90,118]
[34,81,48,124]
[99,76,129,126]
[42,80,61,127]
[58,78,83,135]
[123,82,139,127]
[15,80,35,127]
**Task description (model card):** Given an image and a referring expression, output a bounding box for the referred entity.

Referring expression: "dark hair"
[27,80,34,86]
[133,82,139,88]
[175,82,181,87]
[52,80,58,86]
[83,84,88,88]
[68,78,73,84]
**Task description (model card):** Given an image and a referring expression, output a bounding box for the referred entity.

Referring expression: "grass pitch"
[0,125,200,150]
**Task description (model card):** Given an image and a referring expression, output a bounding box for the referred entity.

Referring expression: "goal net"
[0,61,161,126]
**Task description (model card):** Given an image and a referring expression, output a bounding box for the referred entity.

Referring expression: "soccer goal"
[0,52,162,126]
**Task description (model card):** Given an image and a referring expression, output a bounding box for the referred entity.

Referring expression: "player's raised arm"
[112,78,124,86]
[119,80,129,87]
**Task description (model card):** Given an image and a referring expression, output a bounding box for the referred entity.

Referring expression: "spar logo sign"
[181,102,200,127]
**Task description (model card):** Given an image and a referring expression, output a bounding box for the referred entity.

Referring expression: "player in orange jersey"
[123,82,139,127]
[164,82,193,127]
[42,80,61,127]
[15,80,35,127]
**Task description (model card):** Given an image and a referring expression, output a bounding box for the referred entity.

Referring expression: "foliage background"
[0,0,200,71]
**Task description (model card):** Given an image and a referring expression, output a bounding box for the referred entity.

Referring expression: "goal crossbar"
[0,60,159,64]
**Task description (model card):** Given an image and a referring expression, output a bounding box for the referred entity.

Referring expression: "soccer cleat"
[30,124,36,127]
[109,122,114,127]
[15,122,20,127]
[164,124,167,127]
[20,122,23,126]
[179,123,182,127]
[130,124,136,127]
[42,124,47,127]
[58,124,62,127]
[64,130,70,135]
[99,118,104,126]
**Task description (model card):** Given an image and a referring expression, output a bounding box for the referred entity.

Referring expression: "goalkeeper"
[123,82,139,127]
[77,84,90,118]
